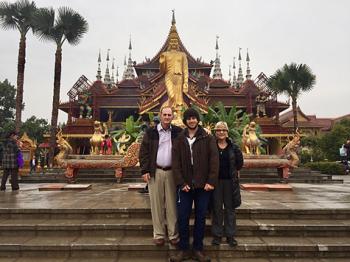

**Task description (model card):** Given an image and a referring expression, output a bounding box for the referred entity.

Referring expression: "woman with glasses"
[211,121,244,247]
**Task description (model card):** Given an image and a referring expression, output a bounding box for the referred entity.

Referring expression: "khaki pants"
[148,168,178,240]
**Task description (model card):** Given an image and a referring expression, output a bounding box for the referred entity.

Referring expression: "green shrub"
[304,161,345,175]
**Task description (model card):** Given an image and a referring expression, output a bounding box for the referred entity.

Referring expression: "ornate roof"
[134,14,212,76]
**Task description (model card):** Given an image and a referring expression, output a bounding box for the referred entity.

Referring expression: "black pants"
[1,168,19,190]
[211,179,236,238]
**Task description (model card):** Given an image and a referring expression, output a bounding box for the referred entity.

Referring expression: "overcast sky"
[0,0,349,123]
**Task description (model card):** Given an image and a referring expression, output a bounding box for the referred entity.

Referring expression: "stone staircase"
[0,207,349,260]
[15,166,344,185]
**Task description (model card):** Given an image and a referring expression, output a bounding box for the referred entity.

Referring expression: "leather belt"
[156,165,172,171]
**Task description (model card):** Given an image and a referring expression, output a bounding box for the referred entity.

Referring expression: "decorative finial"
[123,38,136,80]
[129,35,132,51]
[246,48,252,80]
[212,36,223,80]
[111,58,115,84]
[106,49,110,62]
[237,48,244,87]
[104,49,111,85]
[232,57,237,88]
[171,9,176,25]
[96,49,102,80]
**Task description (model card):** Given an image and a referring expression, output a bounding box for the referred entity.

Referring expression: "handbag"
[232,179,241,208]
[17,151,24,168]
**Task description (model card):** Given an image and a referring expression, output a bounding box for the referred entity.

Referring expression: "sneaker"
[226,237,237,247]
[211,236,221,246]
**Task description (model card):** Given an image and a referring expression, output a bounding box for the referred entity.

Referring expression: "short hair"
[160,105,173,114]
[214,121,229,131]
[183,108,200,123]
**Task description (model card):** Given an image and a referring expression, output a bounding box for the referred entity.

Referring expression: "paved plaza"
[0,176,349,261]
[0,176,349,210]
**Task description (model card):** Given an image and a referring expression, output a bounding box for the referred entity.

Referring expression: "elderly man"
[139,106,182,246]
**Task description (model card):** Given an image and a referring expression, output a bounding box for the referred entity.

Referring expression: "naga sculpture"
[241,121,261,155]
[90,121,108,155]
[54,129,73,166]
[282,129,301,168]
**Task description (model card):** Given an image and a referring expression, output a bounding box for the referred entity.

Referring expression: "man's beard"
[187,123,198,130]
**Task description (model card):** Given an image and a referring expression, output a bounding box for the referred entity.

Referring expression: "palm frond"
[0,0,36,33]
[32,7,57,42]
[56,6,88,46]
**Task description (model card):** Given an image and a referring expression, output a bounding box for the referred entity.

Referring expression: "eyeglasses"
[162,114,172,117]
[215,129,228,132]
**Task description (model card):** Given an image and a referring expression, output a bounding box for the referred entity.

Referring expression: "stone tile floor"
[0,175,349,211]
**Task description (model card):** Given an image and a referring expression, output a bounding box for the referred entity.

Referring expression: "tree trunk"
[48,46,62,167]
[292,97,298,133]
[15,34,26,132]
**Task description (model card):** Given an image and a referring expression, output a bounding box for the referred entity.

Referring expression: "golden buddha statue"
[159,18,188,126]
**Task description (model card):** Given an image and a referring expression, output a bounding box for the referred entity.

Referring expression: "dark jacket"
[1,139,20,169]
[139,124,182,177]
[223,138,244,182]
[172,126,219,188]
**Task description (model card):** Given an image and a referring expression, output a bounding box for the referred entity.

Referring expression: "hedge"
[304,161,346,175]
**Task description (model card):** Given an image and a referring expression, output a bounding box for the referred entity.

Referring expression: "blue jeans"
[176,187,211,251]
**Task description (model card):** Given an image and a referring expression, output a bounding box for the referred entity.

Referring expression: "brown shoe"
[193,250,211,262]
[169,250,191,262]
[154,238,165,246]
[169,237,179,246]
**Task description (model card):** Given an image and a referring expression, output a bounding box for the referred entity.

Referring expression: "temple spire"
[111,58,115,84]
[232,57,237,87]
[212,35,223,79]
[228,65,232,84]
[171,9,176,25]
[96,49,102,81]
[123,36,136,80]
[116,66,119,84]
[104,49,111,85]
[237,48,244,87]
[246,48,252,80]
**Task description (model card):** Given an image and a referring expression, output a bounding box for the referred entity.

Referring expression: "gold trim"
[99,106,139,109]
[261,133,306,138]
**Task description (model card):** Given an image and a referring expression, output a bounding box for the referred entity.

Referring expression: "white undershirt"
[186,137,196,165]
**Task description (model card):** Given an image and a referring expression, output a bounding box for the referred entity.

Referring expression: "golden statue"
[54,128,73,166]
[241,121,261,155]
[283,129,301,167]
[90,121,108,155]
[159,12,188,125]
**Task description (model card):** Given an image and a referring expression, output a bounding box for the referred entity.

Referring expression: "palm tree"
[268,63,316,133]
[33,7,88,166]
[0,0,37,132]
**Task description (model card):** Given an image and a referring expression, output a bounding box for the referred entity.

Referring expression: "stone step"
[0,218,349,238]
[1,208,350,220]
[0,258,348,262]
[0,235,349,258]
[286,179,344,184]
